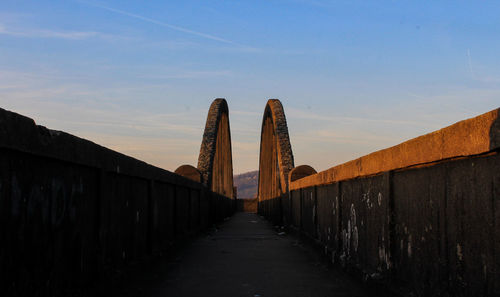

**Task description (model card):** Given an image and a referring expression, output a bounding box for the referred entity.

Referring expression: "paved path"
[107,212,376,297]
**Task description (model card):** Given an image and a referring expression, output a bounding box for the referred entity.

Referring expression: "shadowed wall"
[0,107,234,297]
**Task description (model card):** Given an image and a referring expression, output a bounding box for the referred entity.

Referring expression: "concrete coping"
[175,165,202,183]
[290,108,500,190]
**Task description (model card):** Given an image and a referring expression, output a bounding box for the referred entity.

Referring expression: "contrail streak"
[78,0,236,45]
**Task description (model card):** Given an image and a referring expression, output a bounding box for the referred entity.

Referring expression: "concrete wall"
[0,108,234,296]
[236,198,258,213]
[260,108,500,297]
[279,154,499,296]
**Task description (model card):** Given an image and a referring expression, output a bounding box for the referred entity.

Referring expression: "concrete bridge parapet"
[0,104,235,297]
[257,105,500,297]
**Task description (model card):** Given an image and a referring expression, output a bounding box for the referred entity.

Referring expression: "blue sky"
[1,0,499,174]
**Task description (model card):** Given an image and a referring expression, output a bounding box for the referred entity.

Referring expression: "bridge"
[0,99,498,297]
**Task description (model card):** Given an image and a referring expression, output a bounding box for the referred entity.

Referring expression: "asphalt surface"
[106,212,376,297]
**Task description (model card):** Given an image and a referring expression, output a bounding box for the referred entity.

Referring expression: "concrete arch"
[197,98,234,198]
[257,99,294,203]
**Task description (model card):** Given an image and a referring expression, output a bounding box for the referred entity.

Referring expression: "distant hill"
[234,170,258,199]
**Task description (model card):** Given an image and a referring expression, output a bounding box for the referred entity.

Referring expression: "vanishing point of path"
[109,213,378,297]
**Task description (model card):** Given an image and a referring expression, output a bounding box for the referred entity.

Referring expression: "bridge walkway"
[112,212,377,297]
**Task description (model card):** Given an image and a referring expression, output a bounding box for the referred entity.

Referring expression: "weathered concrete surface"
[108,212,377,297]
[279,152,500,297]
[258,99,294,220]
[291,108,500,190]
[197,98,235,198]
[175,164,202,182]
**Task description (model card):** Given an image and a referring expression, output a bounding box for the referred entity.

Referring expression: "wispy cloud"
[138,70,233,80]
[0,81,206,171]
[0,70,204,134]
[231,110,262,116]
[0,23,108,40]
[138,39,200,50]
[476,76,500,83]
[78,0,238,45]
[292,129,400,149]
[286,107,437,128]
[205,45,263,54]
[80,132,201,170]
